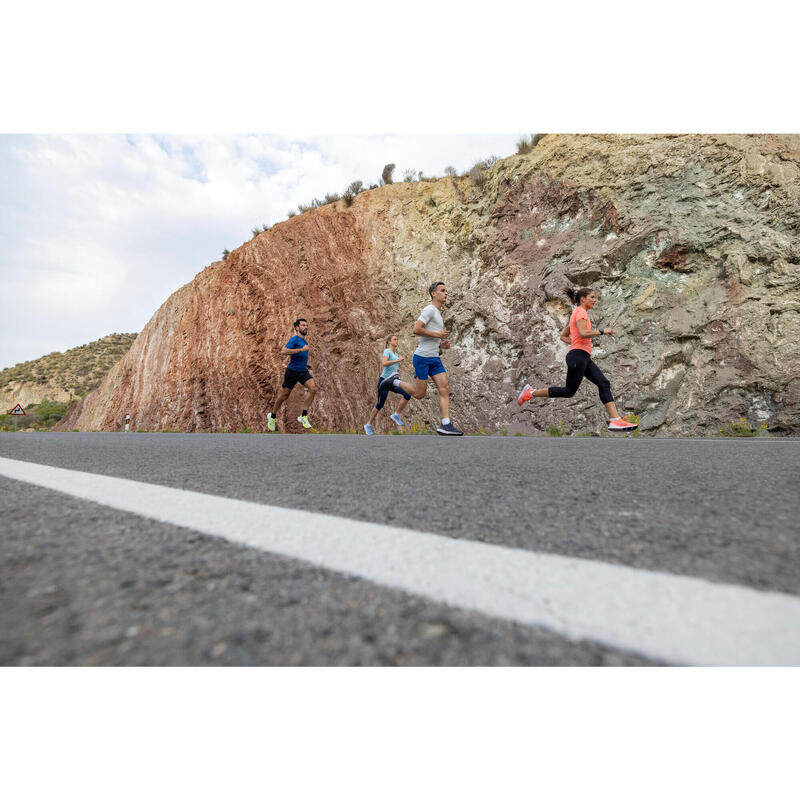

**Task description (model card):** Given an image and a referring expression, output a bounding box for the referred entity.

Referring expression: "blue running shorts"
[412,354,446,381]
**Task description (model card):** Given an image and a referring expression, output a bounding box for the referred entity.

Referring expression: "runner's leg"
[582,359,619,419]
[369,377,390,426]
[388,382,411,409]
[302,378,318,409]
[272,386,292,414]
[431,371,450,420]
[388,376,427,399]
[548,350,589,398]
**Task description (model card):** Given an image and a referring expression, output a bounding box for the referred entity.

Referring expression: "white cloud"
[0,134,520,369]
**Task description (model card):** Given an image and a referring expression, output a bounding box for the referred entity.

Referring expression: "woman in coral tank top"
[517,287,637,431]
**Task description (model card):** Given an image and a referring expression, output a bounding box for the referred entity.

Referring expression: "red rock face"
[58,135,800,435]
[60,205,405,433]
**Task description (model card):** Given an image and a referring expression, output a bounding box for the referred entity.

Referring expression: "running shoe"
[297,415,312,429]
[390,413,404,428]
[364,423,374,435]
[608,417,638,431]
[436,422,463,436]
[517,384,535,406]
[267,414,276,432]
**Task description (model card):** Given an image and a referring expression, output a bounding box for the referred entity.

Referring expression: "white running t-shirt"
[414,303,444,358]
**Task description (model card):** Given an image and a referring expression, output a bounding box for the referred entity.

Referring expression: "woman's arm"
[560,324,571,344]
[576,319,612,338]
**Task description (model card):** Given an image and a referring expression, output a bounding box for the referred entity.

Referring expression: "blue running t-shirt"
[285,335,308,371]
[380,348,400,380]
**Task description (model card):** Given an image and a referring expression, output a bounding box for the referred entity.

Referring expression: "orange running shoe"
[608,417,638,431]
[518,384,535,406]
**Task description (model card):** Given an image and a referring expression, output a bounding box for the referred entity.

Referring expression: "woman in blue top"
[364,334,411,435]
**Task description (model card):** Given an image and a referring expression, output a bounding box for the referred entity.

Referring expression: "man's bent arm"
[413,320,446,338]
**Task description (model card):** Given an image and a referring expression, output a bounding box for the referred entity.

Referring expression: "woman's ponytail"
[564,286,593,305]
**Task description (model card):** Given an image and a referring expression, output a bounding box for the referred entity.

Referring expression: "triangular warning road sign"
[9,404,26,415]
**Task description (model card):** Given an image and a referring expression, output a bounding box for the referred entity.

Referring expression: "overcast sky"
[0,134,522,370]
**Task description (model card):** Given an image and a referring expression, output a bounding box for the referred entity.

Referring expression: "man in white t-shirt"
[379,281,463,435]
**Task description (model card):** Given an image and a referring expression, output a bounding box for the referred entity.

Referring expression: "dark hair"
[293,318,307,329]
[385,334,397,345]
[429,281,445,296]
[564,287,594,305]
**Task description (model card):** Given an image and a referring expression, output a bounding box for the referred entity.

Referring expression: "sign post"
[124,414,131,432]
[9,403,25,432]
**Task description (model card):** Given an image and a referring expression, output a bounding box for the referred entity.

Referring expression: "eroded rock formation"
[58,135,800,435]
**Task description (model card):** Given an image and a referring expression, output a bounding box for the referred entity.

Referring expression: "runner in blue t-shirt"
[267,318,318,431]
[363,334,411,435]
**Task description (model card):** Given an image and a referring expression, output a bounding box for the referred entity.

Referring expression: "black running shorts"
[282,368,313,389]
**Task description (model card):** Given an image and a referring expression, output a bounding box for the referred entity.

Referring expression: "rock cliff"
[57,135,800,435]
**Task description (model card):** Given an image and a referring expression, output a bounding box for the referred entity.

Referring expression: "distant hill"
[0,333,137,410]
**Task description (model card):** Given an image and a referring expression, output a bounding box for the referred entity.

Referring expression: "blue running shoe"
[364,423,374,435]
[390,413,404,428]
[436,422,463,436]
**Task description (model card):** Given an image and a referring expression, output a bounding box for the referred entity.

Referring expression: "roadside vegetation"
[0,399,70,431]
[0,333,137,400]
[717,418,769,437]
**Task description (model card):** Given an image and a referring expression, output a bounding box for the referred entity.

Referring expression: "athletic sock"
[442,417,450,426]
[302,409,308,417]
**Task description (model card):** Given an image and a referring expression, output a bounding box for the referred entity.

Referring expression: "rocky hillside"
[57,135,800,435]
[1,333,137,409]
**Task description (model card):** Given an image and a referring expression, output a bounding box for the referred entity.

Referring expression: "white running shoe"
[297,415,312,429]
[390,413,404,428]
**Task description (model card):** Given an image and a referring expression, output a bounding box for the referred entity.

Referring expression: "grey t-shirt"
[414,303,444,358]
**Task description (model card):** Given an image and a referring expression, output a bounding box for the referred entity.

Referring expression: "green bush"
[718,418,766,437]
[547,424,566,437]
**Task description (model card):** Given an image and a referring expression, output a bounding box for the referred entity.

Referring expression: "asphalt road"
[1,432,798,665]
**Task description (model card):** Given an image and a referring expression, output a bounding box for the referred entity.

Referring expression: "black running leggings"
[375,375,411,410]
[548,349,614,404]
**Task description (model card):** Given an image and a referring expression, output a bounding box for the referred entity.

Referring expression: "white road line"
[1,455,799,665]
